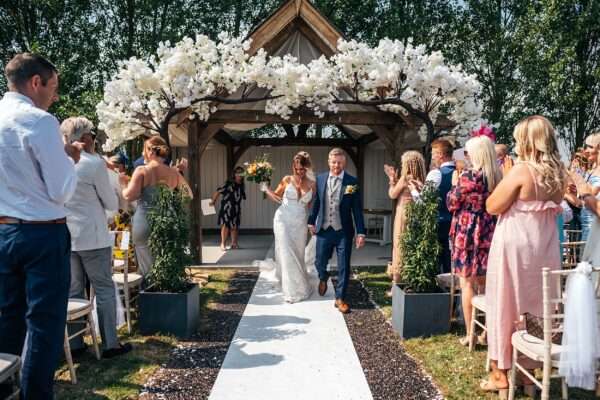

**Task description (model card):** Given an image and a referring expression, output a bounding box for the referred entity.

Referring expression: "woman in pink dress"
[481,116,567,397]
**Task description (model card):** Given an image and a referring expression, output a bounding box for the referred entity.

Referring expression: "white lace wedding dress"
[258,183,316,303]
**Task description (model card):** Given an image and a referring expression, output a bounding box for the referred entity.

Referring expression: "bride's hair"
[292,151,314,179]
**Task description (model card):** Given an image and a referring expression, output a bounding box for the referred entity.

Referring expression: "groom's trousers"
[315,227,352,300]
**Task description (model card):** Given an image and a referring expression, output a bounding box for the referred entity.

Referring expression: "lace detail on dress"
[256,184,316,303]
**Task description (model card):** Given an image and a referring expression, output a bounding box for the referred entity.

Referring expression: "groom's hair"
[328,148,346,159]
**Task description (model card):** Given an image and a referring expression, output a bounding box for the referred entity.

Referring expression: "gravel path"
[343,278,443,400]
[140,271,259,400]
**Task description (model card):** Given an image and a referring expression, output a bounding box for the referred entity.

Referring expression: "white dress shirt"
[0,92,77,220]
[425,161,456,189]
[66,152,118,251]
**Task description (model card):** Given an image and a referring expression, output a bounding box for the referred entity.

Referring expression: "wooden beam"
[358,132,379,145]
[283,124,295,138]
[213,130,232,146]
[341,145,358,167]
[297,124,309,138]
[336,125,356,140]
[208,109,402,126]
[232,142,252,168]
[357,144,365,204]
[235,136,358,148]
[247,1,297,55]
[295,17,336,57]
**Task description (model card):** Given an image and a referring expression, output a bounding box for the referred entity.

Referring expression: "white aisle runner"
[209,273,374,400]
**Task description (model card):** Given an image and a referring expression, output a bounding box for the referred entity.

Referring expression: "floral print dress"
[446,170,496,278]
[217,180,246,228]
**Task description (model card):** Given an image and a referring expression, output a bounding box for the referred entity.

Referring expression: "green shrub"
[400,182,441,293]
[147,185,192,293]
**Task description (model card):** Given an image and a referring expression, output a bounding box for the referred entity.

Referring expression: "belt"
[0,216,67,224]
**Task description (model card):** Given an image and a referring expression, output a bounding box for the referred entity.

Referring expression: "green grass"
[355,266,597,400]
[55,269,238,400]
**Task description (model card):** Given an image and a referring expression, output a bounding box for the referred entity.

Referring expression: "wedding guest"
[579,133,600,241]
[575,178,600,267]
[61,117,132,358]
[122,136,192,277]
[384,151,426,296]
[211,166,246,251]
[482,116,566,395]
[105,153,131,219]
[426,139,456,273]
[495,143,514,177]
[447,136,501,346]
[0,53,81,398]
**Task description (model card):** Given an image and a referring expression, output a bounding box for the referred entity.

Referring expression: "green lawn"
[355,266,596,400]
[55,269,237,400]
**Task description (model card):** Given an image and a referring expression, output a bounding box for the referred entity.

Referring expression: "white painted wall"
[175,141,393,229]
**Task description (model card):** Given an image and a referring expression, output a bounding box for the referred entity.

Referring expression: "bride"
[260,152,317,303]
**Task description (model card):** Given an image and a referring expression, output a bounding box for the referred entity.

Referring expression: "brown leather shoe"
[334,299,351,314]
[318,280,327,296]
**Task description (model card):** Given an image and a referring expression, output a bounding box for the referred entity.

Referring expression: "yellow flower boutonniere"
[344,185,358,195]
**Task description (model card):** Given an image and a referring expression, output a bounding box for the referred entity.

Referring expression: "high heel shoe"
[480,379,508,399]
[458,336,470,346]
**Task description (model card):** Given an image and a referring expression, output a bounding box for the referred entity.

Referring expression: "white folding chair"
[0,353,20,399]
[561,241,585,270]
[436,269,460,322]
[64,299,101,384]
[468,294,490,371]
[508,266,600,400]
[111,231,143,333]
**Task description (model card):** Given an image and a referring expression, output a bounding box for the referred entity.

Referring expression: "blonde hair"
[513,115,566,194]
[60,116,94,141]
[328,148,346,159]
[585,133,600,169]
[465,136,502,191]
[400,150,426,183]
[145,136,170,158]
[292,151,312,169]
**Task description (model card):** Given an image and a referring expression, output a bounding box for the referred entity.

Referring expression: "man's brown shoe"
[318,280,327,296]
[334,299,351,314]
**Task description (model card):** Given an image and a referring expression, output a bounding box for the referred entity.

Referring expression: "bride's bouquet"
[244,155,273,193]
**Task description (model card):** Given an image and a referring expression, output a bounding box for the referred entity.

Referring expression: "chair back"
[561,241,586,270]
[110,230,131,284]
[564,229,582,243]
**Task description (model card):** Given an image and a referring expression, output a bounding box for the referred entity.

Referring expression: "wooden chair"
[508,266,600,400]
[111,231,143,333]
[436,269,460,322]
[64,298,101,384]
[0,353,20,399]
[468,294,490,371]
[561,241,586,270]
[564,229,582,243]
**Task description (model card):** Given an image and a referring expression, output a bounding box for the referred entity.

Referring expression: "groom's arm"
[351,183,366,236]
[308,178,320,228]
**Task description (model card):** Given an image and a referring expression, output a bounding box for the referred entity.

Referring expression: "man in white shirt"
[61,117,132,359]
[0,53,81,399]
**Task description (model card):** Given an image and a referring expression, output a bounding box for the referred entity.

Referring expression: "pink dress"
[486,166,562,369]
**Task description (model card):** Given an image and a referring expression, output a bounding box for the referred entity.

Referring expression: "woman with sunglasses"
[580,133,600,241]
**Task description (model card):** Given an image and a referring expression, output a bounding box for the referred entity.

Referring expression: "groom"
[308,148,366,314]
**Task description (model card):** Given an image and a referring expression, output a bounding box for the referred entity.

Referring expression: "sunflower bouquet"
[244,155,273,192]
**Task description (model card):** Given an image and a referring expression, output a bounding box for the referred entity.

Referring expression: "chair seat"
[471,294,486,312]
[0,353,20,382]
[511,330,562,364]
[67,299,92,316]
[113,259,125,268]
[112,273,143,286]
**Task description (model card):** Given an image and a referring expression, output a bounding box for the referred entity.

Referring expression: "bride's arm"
[306,180,317,209]
[264,177,287,203]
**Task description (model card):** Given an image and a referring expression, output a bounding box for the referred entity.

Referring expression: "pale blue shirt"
[0,92,77,220]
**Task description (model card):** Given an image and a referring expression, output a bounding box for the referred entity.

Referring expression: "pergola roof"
[169,0,401,147]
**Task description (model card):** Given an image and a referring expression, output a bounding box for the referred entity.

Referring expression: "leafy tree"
[517,0,600,151]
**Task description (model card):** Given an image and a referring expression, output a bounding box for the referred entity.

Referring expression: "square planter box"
[139,284,199,339]
[392,284,450,339]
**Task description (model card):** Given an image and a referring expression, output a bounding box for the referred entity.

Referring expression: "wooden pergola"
[176,0,451,263]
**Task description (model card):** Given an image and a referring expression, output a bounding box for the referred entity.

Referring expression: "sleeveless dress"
[580,173,600,241]
[132,185,158,277]
[389,186,412,275]
[259,183,314,303]
[485,165,562,369]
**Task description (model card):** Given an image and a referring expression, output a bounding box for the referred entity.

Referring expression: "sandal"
[479,379,508,399]
[458,336,470,346]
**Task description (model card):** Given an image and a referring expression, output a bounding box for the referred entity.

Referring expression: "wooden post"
[356,145,365,205]
[188,120,202,264]
[226,140,234,178]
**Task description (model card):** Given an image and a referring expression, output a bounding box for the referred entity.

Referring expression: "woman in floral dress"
[447,136,501,346]
[211,166,246,250]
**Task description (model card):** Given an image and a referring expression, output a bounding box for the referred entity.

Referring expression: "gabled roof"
[246,0,344,57]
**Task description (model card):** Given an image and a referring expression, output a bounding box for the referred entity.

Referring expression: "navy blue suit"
[308,172,365,300]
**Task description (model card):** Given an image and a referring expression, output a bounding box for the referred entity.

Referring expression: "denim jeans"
[0,223,71,399]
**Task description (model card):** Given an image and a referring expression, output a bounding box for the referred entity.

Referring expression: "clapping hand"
[174,158,188,173]
[64,141,84,163]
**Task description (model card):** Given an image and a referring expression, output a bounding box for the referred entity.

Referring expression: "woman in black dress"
[211,166,246,250]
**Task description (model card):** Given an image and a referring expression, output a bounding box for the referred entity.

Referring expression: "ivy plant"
[147,185,193,293]
[400,182,441,293]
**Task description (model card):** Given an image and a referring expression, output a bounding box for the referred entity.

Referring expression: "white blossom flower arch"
[97,32,484,152]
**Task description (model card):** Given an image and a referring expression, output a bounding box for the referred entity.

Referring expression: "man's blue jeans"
[0,223,71,399]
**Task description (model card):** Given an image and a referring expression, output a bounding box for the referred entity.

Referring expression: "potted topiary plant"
[391,182,450,339]
[138,185,199,338]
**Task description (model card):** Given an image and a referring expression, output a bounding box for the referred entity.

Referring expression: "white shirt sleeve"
[425,169,442,188]
[28,115,77,204]
[94,161,119,212]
